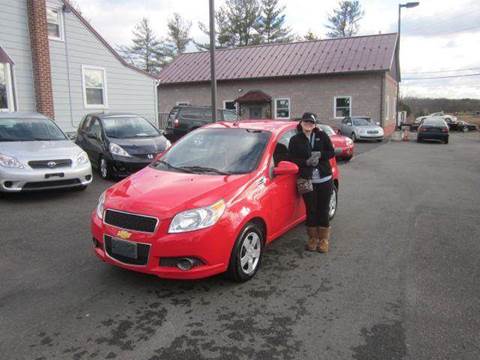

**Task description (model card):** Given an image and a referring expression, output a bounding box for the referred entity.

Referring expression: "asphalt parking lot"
[1,133,479,360]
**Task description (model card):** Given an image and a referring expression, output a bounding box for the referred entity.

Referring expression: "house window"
[82,66,108,108]
[0,63,14,112]
[47,8,64,41]
[334,96,351,118]
[223,100,237,111]
[275,98,290,119]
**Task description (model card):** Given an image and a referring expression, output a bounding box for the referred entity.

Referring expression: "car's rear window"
[424,118,446,126]
[179,108,205,120]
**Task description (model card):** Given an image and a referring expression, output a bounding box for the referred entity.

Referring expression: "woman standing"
[288,112,335,253]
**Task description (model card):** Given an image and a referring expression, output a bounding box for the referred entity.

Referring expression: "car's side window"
[88,118,102,139]
[81,116,92,132]
[273,129,296,167]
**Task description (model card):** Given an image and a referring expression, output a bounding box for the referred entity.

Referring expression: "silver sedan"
[340,116,384,142]
[0,112,92,192]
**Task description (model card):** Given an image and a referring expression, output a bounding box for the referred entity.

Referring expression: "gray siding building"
[0,0,158,132]
[157,33,400,135]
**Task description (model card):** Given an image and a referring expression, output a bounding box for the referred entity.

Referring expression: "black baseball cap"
[301,112,317,123]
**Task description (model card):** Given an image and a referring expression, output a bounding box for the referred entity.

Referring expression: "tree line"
[402,97,480,117]
[116,0,364,75]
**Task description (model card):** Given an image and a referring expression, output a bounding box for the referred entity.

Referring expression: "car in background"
[91,120,340,282]
[0,112,92,192]
[75,113,171,179]
[339,116,384,142]
[318,124,354,161]
[414,112,458,131]
[417,117,449,144]
[164,105,239,142]
[457,121,478,132]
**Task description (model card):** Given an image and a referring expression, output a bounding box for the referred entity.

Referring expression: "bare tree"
[326,0,364,38]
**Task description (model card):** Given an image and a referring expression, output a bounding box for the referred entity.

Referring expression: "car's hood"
[329,134,349,147]
[104,166,253,219]
[0,140,83,162]
[355,125,383,131]
[107,136,168,155]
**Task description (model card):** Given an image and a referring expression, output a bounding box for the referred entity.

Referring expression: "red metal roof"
[158,33,398,85]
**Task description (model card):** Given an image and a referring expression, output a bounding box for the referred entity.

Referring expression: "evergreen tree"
[118,18,168,75]
[257,0,292,43]
[326,0,364,38]
[166,13,192,56]
[304,30,320,41]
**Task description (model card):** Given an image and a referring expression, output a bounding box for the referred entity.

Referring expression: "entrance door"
[249,106,263,119]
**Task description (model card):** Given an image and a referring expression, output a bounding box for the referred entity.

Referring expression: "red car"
[91,120,340,282]
[318,124,354,161]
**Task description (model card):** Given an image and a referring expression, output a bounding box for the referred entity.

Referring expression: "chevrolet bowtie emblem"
[117,230,132,240]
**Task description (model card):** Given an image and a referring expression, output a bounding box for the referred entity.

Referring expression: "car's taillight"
[420,127,428,132]
[441,127,448,133]
[174,118,179,128]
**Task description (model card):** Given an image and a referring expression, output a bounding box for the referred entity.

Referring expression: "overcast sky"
[78,0,480,99]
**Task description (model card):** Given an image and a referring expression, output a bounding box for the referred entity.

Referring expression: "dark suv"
[164,105,238,141]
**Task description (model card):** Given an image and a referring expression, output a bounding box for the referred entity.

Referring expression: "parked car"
[0,112,92,192]
[417,117,449,144]
[164,105,239,142]
[317,124,354,161]
[339,116,384,142]
[75,113,171,179]
[457,121,478,132]
[91,120,340,282]
[414,112,458,131]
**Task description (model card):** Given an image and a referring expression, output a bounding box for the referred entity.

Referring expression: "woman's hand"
[306,156,319,167]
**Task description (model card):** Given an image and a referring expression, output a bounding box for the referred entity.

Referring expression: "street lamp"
[396,2,419,127]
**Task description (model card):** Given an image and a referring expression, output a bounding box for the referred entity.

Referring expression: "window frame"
[81,65,108,109]
[334,96,352,119]
[274,97,291,119]
[223,100,238,111]
[47,7,65,42]
[0,62,15,112]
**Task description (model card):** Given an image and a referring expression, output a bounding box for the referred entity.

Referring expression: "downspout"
[154,79,160,127]
[380,72,385,128]
[63,5,75,130]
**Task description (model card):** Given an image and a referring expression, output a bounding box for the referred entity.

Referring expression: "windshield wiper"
[179,166,231,175]
[155,160,192,173]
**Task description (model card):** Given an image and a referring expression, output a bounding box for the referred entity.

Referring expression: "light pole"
[209,0,217,122]
[397,2,419,127]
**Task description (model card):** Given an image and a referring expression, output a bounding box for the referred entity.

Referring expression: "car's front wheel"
[350,132,357,142]
[227,222,264,282]
[329,184,338,220]
[99,156,112,180]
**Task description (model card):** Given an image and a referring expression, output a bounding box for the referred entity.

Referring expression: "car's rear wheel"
[227,222,264,282]
[329,184,338,220]
[99,157,112,180]
[444,138,449,144]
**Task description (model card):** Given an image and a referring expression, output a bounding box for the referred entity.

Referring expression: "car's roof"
[0,112,50,120]
[88,112,141,119]
[205,119,297,135]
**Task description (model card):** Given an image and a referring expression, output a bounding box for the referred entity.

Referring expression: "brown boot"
[305,227,319,252]
[317,226,330,253]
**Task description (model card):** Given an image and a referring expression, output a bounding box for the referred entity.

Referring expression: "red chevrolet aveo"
[91,120,340,282]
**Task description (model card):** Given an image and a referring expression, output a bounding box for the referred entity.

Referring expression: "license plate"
[367,131,378,134]
[111,238,138,259]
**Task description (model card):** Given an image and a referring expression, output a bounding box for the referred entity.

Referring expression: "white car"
[0,112,92,192]
[415,111,457,125]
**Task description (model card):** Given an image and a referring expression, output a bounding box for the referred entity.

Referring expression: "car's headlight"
[109,143,131,157]
[76,151,89,166]
[96,191,106,219]
[169,199,226,233]
[0,153,25,169]
[345,138,353,145]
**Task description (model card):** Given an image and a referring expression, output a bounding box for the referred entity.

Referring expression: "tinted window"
[352,118,372,126]
[152,128,271,174]
[179,108,205,120]
[424,118,446,126]
[102,116,160,138]
[0,118,66,141]
[273,130,295,166]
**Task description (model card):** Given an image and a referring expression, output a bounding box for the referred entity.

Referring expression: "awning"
[235,90,272,104]
[0,47,14,64]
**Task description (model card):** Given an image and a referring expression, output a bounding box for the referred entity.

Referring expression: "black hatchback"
[75,113,171,179]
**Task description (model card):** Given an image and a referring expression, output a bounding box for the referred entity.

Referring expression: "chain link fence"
[158,113,169,130]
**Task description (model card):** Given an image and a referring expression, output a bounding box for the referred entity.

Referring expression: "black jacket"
[288,127,335,179]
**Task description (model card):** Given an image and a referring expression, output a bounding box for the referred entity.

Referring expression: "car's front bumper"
[110,156,155,177]
[357,133,384,140]
[335,145,354,159]
[91,211,236,280]
[0,163,92,192]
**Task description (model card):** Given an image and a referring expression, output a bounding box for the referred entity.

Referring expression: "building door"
[249,106,263,119]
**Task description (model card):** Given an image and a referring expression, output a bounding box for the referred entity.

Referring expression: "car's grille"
[104,209,158,233]
[22,179,81,190]
[367,130,379,134]
[134,154,156,160]
[28,159,72,169]
[104,235,150,265]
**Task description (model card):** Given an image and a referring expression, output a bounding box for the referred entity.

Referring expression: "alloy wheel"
[239,232,261,275]
[329,186,337,219]
[100,158,108,179]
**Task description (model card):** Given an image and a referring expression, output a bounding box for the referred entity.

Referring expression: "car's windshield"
[352,118,372,126]
[0,118,67,142]
[318,125,335,136]
[152,128,271,175]
[102,116,160,138]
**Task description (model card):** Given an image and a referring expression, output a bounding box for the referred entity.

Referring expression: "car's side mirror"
[273,161,298,176]
[66,132,77,141]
